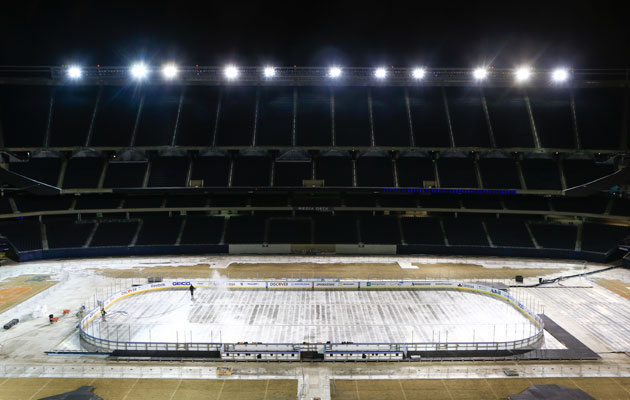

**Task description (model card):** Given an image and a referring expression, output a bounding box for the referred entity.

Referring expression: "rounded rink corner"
[78,279,544,361]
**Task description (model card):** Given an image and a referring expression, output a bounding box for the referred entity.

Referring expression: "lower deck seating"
[89,221,138,247]
[529,223,577,250]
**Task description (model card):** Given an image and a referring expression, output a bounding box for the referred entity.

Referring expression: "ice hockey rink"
[86,287,539,345]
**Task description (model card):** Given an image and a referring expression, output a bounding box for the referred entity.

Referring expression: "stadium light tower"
[224,65,239,80]
[130,62,149,80]
[552,68,569,82]
[161,63,178,79]
[515,66,532,82]
[412,68,426,79]
[263,66,276,78]
[66,65,82,79]
[374,67,387,79]
[328,66,342,78]
[473,67,488,80]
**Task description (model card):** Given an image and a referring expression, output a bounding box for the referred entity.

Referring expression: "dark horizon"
[1,1,628,68]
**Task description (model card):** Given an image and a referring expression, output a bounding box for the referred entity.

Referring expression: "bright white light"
[329,66,342,78]
[374,68,387,79]
[263,66,276,77]
[473,68,488,80]
[515,66,532,82]
[161,63,178,79]
[130,62,149,80]
[412,68,426,79]
[552,68,569,82]
[224,65,239,80]
[67,65,82,79]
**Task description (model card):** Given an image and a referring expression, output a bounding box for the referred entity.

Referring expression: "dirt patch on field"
[90,262,566,281]
[0,275,57,314]
[595,278,630,300]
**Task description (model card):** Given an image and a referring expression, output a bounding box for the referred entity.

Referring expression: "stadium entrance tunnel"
[79,279,544,361]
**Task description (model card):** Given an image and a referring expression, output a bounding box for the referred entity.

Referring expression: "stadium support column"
[292,87,298,147]
[97,161,108,189]
[439,218,449,246]
[441,87,456,148]
[330,88,336,146]
[480,89,496,148]
[569,91,581,150]
[211,88,223,147]
[575,223,583,251]
[175,218,186,246]
[404,88,415,147]
[40,222,49,250]
[481,220,494,248]
[84,223,99,248]
[367,88,376,147]
[557,156,568,190]
[515,155,527,190]
[170,88,185,147]
[85,86,103,147]
[43,92,54,147]
[251,87,260,147]
[523,92,541,149]
[524,222,540,249]
[57,158,67,188]
[142,161,151,188]
[129,93,146,147]
[473,154,483,189]
[130,220,143,247]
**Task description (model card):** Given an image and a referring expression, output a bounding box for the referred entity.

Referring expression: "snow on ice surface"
[88,288,538,344]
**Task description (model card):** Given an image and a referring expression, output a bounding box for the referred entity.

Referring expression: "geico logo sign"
[269,282,288,287]
[172,282,192,286]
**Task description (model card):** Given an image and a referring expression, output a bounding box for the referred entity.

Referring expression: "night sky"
[1,1,628,68]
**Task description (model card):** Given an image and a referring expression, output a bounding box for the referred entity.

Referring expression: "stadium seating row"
[1,215,626,256]
[0,85,625,150]
[7,153,616,190]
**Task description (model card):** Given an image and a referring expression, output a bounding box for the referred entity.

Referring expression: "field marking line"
[27,377,53,400]
[611,377,630,396]
[440,379,455,400]
[167,378,183,400]
[120,378,139,400]
[216,380,225,400]
[263,379,269,399]
[483,378,500,400]
[397,379,408,400]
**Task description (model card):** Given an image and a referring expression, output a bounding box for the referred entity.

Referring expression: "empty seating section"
[0,198,13,214]
[437,157,478,188]
[581,223,628,253]
[296,87,331,146]
[611,198,630,216]
[90,86,140,146]
[529,223,577,250]
[166,195,207,208]
[334,87,371,146]
[274,161,311,186]
[356,156,393,187]
[316,156,353,187]
[552,198,609,214]
[478,157,521,188]
[484,88,533,148]
[176,86,219,146]
[446,87,490,147]
[520,158,562,190]
[148,157,189,187]
[63,157,104,188]
[103,162,147,188]
[484,219,534,248]
[46,219,93,249]
[462,197,502,210]
[575,88,624,150]
[345,195,376,207]
[49,86,97,147]
[442,218,489,246]
[408,87,451,147]
[225,216,265,244]
[563,159,615,188]
[15,197,71,212]
[396,156,435,187]
[191,156,230,187]
[90,221,138,247]
[232,156,271,186]
[75,196,122,210]
[216,86,256,146]
[180,216,224,244]
[401,218,444,245]
[10,158,62,186]
[361,216,399,244]
[503,197,550,211]
[371,87,410,146]
[268,219,311,243]
[0,219,42,251]
[123,196,163,208]
[135,86,181,146]
[135,217,181,245]
[314,216,357,244]
[257,87,293,146]
[529,89,574,148]
[1,85,50,147]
